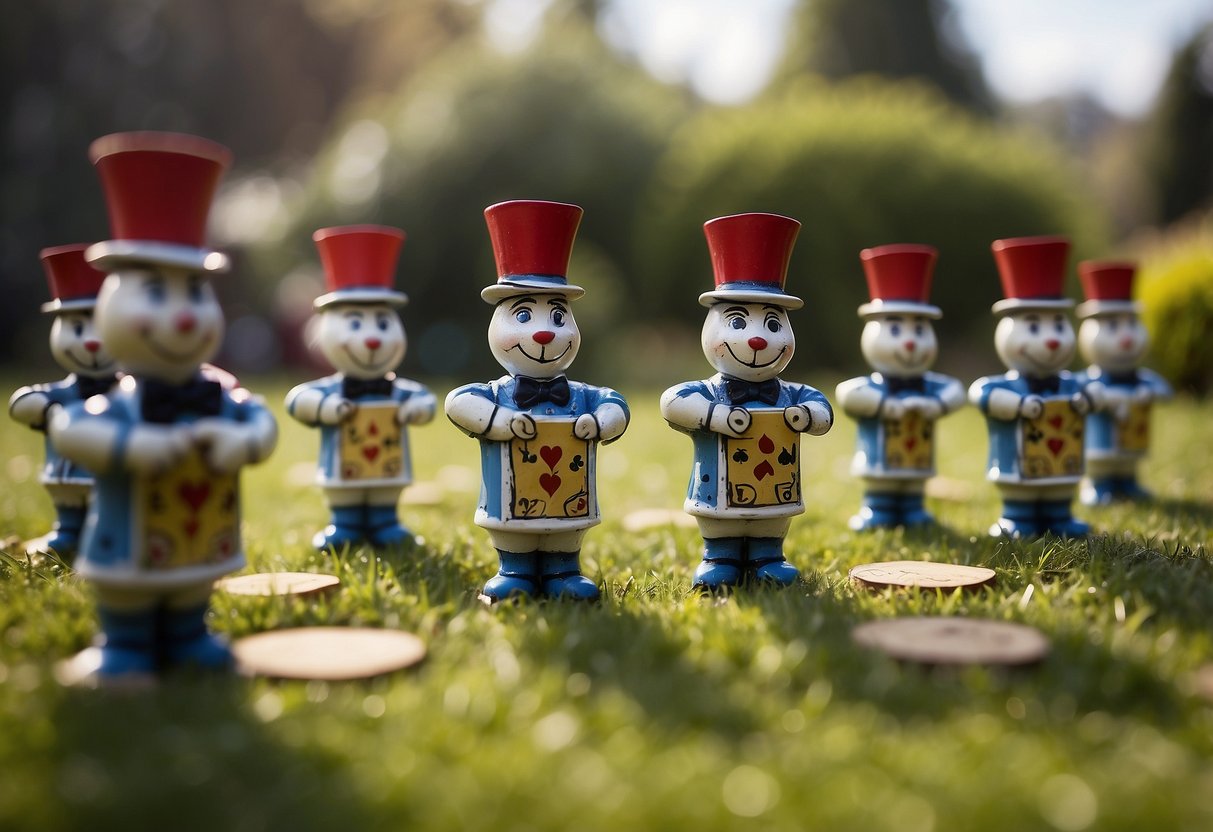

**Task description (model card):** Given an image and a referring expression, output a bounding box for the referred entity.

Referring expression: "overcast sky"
[486,0,1213,116]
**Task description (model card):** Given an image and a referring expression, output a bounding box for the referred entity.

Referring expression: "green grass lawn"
[2,378,1212,831]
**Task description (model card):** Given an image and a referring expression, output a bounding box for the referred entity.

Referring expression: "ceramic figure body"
[1074,260,1172,504]
[835,244,965,530]
[446,200,629,602]
[660,213,832,590]
[9,245,118,558]
[285,226,435,549]
[48,132,277,679]
[969,236,1103,537]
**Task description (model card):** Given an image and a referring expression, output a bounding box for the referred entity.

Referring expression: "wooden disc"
[850,560,996,591]
[233,627,426,680]
[621,508,698,532]
[852,616,1050,666]
[217,572,340,597]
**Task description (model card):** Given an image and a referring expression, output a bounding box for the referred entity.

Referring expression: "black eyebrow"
[1023,314,1041,322]
[342,310,364,319]
[547,299,568,309]
[509,297,538,310]
[723,306,748,315]
[885,315,905,322]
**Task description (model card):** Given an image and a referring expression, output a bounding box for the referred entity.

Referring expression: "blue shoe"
[1080,478,1117,506]
[163,605,233,670]
[692,559,742,590]
[849,493,902,531]
[313,506,366,550]
[95,608,157,677]
[1039,500,1089,538]
[482,551,539,602]
[991,499,1040,538]
[899,494,935,528]
[751,559,800,586]
[747,537,799,586]
[367,505,413,547]
[42,504,86,558]
[540,552,600,601]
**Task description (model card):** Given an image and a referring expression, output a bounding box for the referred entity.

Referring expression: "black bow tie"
[1106,370,1139,386]
[76,374,118,400]
[141,376,222,424]
[514,375,571,409]
[724,377,781,406]
[343,376,394,399]
[1025,375,1062,395]
[884,375,925,395]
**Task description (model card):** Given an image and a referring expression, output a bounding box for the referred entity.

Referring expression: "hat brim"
[86,240,230,274]
[699,289,803,310]
[857,300,941,319]
[1076,299,1140,318]
[482,279,585,304]
[314,289,408,309]
[41,298,97,315]
[991,298,1074,315]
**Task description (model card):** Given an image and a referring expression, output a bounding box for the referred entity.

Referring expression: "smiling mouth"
[725,343,786,369]
[342,344,391,372]
[512,342,572,364]
[66,348,113,372]
[142,330,214,363]
[893,349,924,368]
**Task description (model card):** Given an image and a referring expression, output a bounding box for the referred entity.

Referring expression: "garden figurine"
[660,212,832,590]
[835,244,965,530]
[445,200,629,602]
[49,132,278,679]
[9,244,118,559]
[1075,260,1172,504]
[969,235,1103,538]
[285,225,436,549]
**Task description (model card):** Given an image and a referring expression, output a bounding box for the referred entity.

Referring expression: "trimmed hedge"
[1139,215,1213,395]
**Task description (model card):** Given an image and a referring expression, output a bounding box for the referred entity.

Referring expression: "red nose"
[1045,338,1060,351]
[748,336,768,351]
[365,337,382,350]
[174,311,196,334]
[1119,336,1134,351]
[533,330,555,345]
[84,339,101,353]
[904,341,916,352]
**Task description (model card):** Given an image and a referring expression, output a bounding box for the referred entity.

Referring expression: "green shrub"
[1138,215,1213,395]
[635,78,1109,374]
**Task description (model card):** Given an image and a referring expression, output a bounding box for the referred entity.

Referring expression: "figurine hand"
[126,425,192,474]
[8,389,52,428]
[574,413,600,440]
[905,396,943,419]
[396,397,436,426]
[319,396,355,425]
[510,412,537,440]
[783,405,812,432]
[1131,386,1153,404]
[880,398,905,420]
[1020,396,1044,419]
[711,406,751,437]
[1069,391,1093,416]
[192,419,258,474]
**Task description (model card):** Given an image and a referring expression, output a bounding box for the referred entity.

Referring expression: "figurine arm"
[659,384,749,437]
[577,388,629,443]
[286,382,352,426]
[395,381,438,426]
[934,376,967,415]
[8,385,54,430]
[835,377,882,419]
[445,384,532,441]
[192,394,279,473]
[970,378,1036,420]
[49,402,190,475]
[787,385,833,436]
[1138,369,1174,402]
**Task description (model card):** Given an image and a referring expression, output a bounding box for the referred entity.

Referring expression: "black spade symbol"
[777,447,795,466]
[732,449,749,463]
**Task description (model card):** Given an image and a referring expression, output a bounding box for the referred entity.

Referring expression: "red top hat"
[482,200,585,303]
[699,213,802,309]
[1076,260,1139,318]
[312,225,408,309]
[990,235,1073,314]
[39,243,107,314]
[85,131,232,273]
[857,243,940,319]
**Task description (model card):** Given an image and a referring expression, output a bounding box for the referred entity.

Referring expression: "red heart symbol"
[905,438,917,451]
[363,445,380,462]
[758,434,775,454]
[1048,415,1064,430]
[178,482,211,512]
[576,497,586,511]
[1047,438,1065,457]
[539,473,562,496]
[184,519,199,538]
[754,461,774,481]
[540,445,562,470]
[369,422,379,436]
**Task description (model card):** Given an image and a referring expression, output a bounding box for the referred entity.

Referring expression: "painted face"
[94,267,224,382]
[701,302,795,382]
[860,314,937,376]
[316,304,406,379]
[1078,313,1147,371]
[488,293,580,378]
[994,310,1075,375]
[49,311,116,378]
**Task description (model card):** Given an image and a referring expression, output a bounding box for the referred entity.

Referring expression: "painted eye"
[377,315,390,332]
[187,277,204,303]
[1054,320,1065,334]
[765,316,781,333]
[516,309,532,324]
[552,309,566,327]
[1029,322,1040,335]
[145,282,166,304]
[915,324,925,337]
[73,321,84,337]
[729,317,746,330]
[890,324,901,337]
[1108,319,1119,332]
[350,319,362,331]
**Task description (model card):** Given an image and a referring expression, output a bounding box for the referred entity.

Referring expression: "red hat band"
[312,225,408,309]
[481,200,585,302]
[990,235,1073,313]
[40,244,107,313]
[699,213,802,309]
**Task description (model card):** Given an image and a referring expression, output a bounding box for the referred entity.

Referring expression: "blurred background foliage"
[2,0,1211,389]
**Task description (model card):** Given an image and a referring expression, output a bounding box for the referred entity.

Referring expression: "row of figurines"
[6,132,1167,679]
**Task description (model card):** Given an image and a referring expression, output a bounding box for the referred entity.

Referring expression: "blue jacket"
[971,370,1085,484]
[1075,366,1172,461]
[9,375,115,486]
[842,371,961,479]
[447,375,628,531]
[665,374,831,519]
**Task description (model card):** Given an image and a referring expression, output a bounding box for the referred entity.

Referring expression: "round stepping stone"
[217,572,340,597]
[233,627,426,680]
[849,560,995,591]
[852,616,1050,666]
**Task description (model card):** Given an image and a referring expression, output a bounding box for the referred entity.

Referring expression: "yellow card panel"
[140,450,239,569]
[1119,401,1150,453]
[882,409,934,471]
[1021,398,1084,479]
[338,402,404,482]
[509,420,591,520]
[724,410,800,508]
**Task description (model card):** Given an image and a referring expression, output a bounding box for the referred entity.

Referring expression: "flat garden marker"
[852,616,1050,666]
[849,560,996,591]
[233,627,426,680]
[621,508,698,532]
[217,572,340,597]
